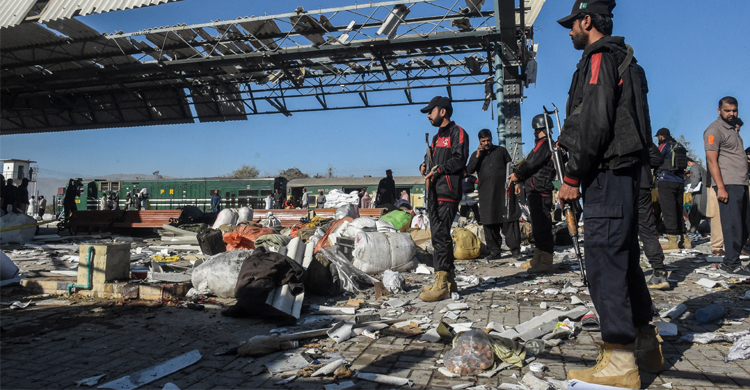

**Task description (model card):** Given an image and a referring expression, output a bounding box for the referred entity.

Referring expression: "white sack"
[375,219,397,232]
[190,250,253,297]
[352,231,418,274]
[237,207,254,223]
[0,213,37,244]
[334,204,359,220]
[212,209,239,229]
[1,251,20,280]
[344,217,378,238]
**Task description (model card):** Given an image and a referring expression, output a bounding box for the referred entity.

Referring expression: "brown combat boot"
[680,234,693,249]
[527,251,554,274]
[661,235,679,252]
[567,342,641,389]
[646,270,670,290]
[418,271,451,302]
[635,324,665,374]
[521,248,541,269]
[423,269,458,293]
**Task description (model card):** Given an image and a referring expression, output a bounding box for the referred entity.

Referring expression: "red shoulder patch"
[589,53,602,84]
[533,139,546,152]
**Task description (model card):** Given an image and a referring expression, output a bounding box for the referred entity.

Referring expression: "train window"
[111,182,120,191]
[260,189,273,196]
[101,182,110,191]
[238,190,254,196]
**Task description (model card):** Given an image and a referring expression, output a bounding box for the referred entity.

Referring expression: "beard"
[430,113,444,127]
[572,31,587,50]
[721,115,737,126]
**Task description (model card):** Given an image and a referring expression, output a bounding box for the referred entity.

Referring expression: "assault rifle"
[505,142,522,219]
[543,104,588,286]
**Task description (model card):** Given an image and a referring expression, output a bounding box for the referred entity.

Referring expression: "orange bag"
[313,217,353,253]
[224,225,275,251]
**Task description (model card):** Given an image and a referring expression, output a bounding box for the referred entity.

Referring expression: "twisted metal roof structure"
[1,0,544,143]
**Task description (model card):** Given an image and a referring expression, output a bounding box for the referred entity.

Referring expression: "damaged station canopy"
[0,0,545,159]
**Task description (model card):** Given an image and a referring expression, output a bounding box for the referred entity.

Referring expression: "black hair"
[590,13,613,36]
[719,96,738,108]
[478,129,493,139]
[438,105,453,119]
[578,13,613,36]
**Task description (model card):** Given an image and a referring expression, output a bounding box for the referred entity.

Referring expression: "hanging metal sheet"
[38,0,181,24]
[0,0,37,29]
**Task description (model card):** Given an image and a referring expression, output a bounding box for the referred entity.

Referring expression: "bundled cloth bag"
[212,208,239,230]
[191,250,253,298]
[452,228,481,260]
[223,225,275,250]
[222,247,306,323]
[254,234,293,250]
[380,210,413,231]
[352,231,418,273]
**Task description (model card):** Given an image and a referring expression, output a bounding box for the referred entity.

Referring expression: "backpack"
[670,142,689,172]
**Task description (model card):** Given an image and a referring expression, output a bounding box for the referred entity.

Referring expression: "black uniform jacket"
[640,142,663,189]
[558,36,651,186]
[423,121,470,203]
[515,135,556,194]
[466,145,521,224]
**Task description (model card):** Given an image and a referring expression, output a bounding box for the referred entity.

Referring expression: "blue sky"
[2,0,748,179]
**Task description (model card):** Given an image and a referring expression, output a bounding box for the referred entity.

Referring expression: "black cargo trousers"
[527,192,554,253]
[429,199,459,272]
[638,188,665,270]
[656,180,686,235]
[716,185,750,268]
[582,166,653,345]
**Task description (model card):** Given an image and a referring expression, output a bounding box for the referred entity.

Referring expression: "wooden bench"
[66,210,182,233]
[315,208,386,219]
[255,209,310,227]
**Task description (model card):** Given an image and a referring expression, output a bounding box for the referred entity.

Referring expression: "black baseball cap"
[557,0,616,29]
[420,96,452,114]
[655,128,671,138]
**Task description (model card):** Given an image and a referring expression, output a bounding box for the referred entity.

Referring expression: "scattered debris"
[653,322,678,337]
[98,350,201,390]
[74,374,106,387]
[355,372,414,387]
[726,334,750,362]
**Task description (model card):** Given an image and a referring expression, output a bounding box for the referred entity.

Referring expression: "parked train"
[62,177,287,212]
[60,175,426,211]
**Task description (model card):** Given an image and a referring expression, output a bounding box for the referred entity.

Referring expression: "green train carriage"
[67,177,286,212]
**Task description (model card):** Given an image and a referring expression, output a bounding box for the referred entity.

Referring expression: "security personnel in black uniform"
[509,114,557,273]
[640,142,668,290]
[556,1,661,387]
[419,96,469,302]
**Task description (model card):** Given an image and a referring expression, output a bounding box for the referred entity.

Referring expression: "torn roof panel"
[0,0,37,29]
[38,0,182,24]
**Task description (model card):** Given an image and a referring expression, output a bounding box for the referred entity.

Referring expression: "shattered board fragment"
[98,350,201,389]
[75,374,106,387]
[355,372,414,386]
[381,322,424,338]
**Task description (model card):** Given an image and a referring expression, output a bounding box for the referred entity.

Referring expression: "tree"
[227,165,260,178]
[278,167,309,180]
[676,135,703,166]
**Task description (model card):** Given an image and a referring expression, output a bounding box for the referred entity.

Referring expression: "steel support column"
[494,42,506,148]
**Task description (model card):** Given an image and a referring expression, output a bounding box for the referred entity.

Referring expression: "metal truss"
[1,0,541,134]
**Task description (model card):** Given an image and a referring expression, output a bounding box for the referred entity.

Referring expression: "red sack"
[224,225,275,251]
